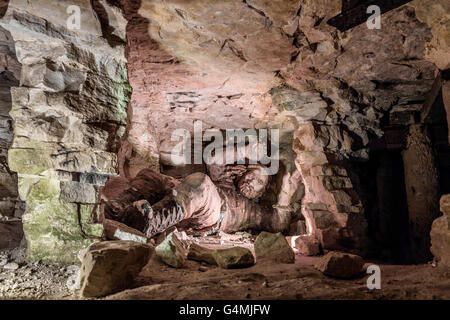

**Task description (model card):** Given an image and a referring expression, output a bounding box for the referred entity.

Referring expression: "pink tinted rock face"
[117,0,276,180]
[293,123,367,253]
[106,0,443,256]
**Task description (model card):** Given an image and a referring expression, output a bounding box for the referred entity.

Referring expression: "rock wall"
[402,125,440,262]
[118,0,440,254]
[409,0,450,265]
[0,0,446,262]
[269,4,436,254]
[410,0,450,70]
[293,122,368,252]
[0,23,24,248]
[0,0,131,263]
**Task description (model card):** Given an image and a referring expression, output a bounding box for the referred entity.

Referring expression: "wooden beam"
[327,0,413,32]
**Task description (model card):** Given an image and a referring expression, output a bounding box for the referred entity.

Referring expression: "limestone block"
[21,176,103,263]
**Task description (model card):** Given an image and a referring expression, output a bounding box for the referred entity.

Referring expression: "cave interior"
[0,0,449,300]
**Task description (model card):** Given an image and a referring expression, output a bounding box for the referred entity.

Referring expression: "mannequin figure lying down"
[101,165,293,239]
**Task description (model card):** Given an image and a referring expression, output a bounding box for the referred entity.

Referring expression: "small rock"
[254,232,295,263]
[3,262,19,271]
[9,248,26,264]
[314,251,364,279]
[212,247,255,269]
[155,231,188,268]
[198,266,208,272]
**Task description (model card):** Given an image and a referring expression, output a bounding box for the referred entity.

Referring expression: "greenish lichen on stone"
[28,177,60,201]
[8,148,50,176]
[80,204,104,238]
[20,176,103,264]
[115,81,132,125]
[2,0,130,265]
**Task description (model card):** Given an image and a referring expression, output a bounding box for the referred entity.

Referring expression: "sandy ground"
[108,255,450,300]
[1,232,449,300]
[108,232,450,300]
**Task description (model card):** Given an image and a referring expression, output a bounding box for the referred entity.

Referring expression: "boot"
[135,198,186,238]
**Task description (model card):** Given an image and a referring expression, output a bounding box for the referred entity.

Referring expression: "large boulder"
[155,231,189,268]
[254,232,295,263]
[212,247,255,269]
[314,251,364,279]
[78,241,153,297]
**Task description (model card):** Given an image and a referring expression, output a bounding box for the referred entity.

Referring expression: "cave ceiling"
[127,0,438,160]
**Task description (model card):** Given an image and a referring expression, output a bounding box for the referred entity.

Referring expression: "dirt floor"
[0,248,76,299]
[1,232,450,300]
[111,255,450,300]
